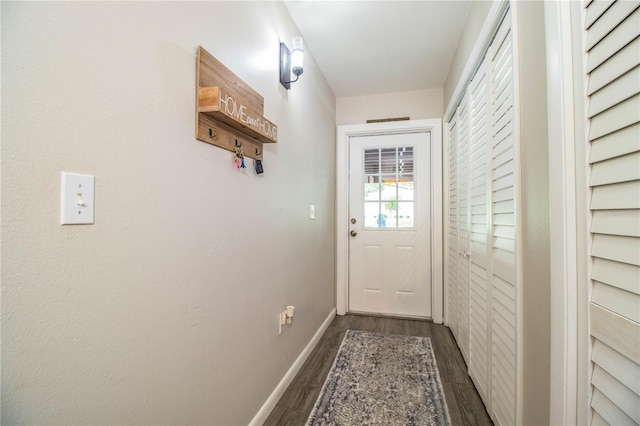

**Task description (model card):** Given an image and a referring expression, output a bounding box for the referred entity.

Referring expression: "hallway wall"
[1,2,336,424]
[336,88,443,125]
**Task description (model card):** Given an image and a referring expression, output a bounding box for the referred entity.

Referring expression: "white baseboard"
[249,307,337,426]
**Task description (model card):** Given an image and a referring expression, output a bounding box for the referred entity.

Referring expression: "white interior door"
[348,131,432,318]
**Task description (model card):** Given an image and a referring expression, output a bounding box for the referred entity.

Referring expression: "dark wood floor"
[265,314,493,425]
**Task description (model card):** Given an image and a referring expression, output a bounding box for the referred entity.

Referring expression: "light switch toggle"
[76,193,87,207]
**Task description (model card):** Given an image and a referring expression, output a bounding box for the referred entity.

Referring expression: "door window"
[363,146,415,229]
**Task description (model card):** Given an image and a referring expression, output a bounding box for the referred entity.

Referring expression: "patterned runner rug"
[306,330,451,426]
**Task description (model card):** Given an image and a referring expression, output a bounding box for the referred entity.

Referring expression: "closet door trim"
[543,1,592,425]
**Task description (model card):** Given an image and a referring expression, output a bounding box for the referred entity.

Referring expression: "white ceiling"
[284,0,472,98]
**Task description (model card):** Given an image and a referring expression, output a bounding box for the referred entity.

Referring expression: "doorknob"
[350,218,357,224]
[350,230,357,237]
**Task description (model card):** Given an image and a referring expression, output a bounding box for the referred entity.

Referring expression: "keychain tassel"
[234,145,246,169]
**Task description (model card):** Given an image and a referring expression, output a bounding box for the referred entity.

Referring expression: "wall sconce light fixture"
[280,36,304,90]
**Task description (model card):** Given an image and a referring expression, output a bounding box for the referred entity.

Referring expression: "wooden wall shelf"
[195,46,277,161]
[198,86,277,144]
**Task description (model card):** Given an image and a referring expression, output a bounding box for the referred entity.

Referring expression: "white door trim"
[336,119,443,323]
[544,1,590,425]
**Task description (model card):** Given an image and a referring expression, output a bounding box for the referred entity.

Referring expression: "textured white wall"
[1,2,336,424]
[336,88,443,125]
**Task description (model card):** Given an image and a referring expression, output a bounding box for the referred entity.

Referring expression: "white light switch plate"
[61,172,94,225]
[309,204,315,219]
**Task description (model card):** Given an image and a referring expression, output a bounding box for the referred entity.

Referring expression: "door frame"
[544,1,591,424]
[336,119,443,323]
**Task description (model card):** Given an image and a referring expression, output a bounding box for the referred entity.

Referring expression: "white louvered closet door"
[457,93,472,363]
[445,7,517,425]
[584,1,640,425]
[448,118,460,338]
[468,54,491,408]
[489,10,518,426]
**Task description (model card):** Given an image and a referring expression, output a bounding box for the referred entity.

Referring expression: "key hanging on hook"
[255,159,264,174]
[234,144,246,169]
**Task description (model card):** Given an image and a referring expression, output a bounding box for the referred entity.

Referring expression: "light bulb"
[291,36,303,77]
